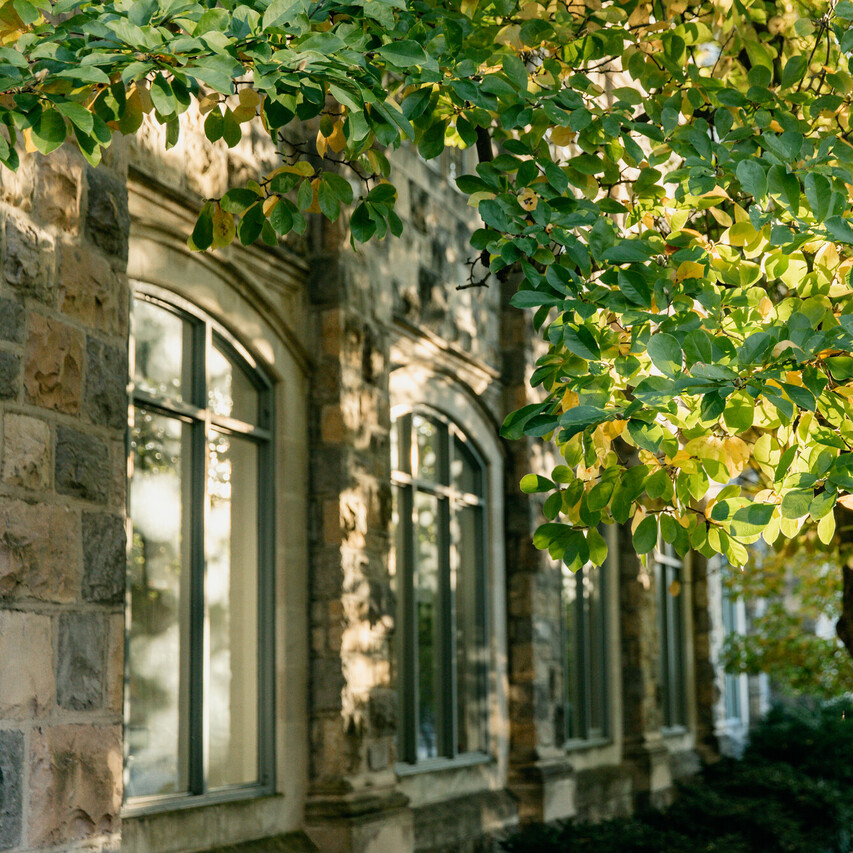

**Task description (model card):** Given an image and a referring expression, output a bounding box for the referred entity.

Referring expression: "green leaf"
[825,216,853,244]
[781,54,808,88]
[723,390,754,432]
[31,109,66,154]
[780,490,812,519]
[237,202,265,245]
[804,173,831,222]
[520,474,555,493]
[633,514,658,554]
[350,202,376,243]
[262,0,304,29]
[586,526,608,566]
[500,403,548,440]
[730,502,775,536]
[190,202,214,251]
[418,119,446,160]
[377,40,427,68]
[647,333,682,377]
[736,159,767,199]
[221,188,261,214]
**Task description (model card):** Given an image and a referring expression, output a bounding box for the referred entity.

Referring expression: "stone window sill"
[122,784,276,819]
[395,751,493,777]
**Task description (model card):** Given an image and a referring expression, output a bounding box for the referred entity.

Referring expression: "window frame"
[562,557,610,748]
[124,284,277,814]
[391,407,491,768]
[655,545,688,732]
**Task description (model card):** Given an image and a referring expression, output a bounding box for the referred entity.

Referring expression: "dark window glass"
[392,412,488,763]
[656,546,687,729]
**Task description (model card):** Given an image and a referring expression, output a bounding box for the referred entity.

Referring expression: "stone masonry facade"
[0,117,754,853]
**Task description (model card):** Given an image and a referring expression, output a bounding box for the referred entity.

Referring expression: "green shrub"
[500,700,853,853]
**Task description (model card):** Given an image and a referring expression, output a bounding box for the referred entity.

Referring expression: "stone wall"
[0,143,129,850]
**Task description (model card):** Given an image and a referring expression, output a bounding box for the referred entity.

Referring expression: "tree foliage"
[4,0,853,574]
[722,541,853,697]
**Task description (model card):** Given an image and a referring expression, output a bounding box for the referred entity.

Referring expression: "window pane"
[454,504,487,754]
[207,431,259,788]
[412,414,439,483]
[133,298,186,401]
[563,563,580,739]
[584,566,606,737]
[208,339,259,424]
[452,438,481,496]
[127,409,190,797]
[415,491,441,759]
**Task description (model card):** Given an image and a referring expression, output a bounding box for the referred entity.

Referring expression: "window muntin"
[656,545,687,729]
[126,290,274,805]
[392,411,489,764]
[563,559,608,744]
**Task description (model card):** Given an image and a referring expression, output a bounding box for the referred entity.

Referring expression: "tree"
[4,0,853,650]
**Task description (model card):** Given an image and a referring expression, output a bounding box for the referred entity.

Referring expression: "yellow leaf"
[838,494,853,510]
[676,260,705,281]
[136,82,154,114]
[22,127,37,154]
[238,87,261,110]
[198,93,220,115]
[263,196,279,217]
[818,511,836,545]
[269,161,314,177]
[550,125,576,147]
[306,178,321,214]
[708,206,733,227]
[316,129,328,157]
[211,204,236,249]
[327,119,346,153]
[460,0,478,17]
[518,187,538,211]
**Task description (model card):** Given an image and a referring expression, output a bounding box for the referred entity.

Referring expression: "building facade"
[0,118,758,852]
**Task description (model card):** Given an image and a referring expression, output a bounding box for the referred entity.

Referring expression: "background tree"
[4,0,853,651]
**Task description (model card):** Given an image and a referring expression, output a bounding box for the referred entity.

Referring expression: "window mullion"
[437,494,455,758]
[188,321,208,795]
[399,483,417,764]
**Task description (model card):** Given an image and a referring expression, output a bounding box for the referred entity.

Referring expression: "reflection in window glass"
[207,432,259,788]
[126,291,271,805]
[207,340,258,424]
[127,410,189,797]
[563,560,608,743]
[415,491,441,759]
[133,299,186,401]
[392,412,488,764]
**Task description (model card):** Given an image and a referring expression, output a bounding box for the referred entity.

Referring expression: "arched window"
[126,286,274,804]
[391,410,489,763]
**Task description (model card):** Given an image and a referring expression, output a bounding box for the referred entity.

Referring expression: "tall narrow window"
[656,546,687,729]
[563,559,608,743]
[720,558,744,723]
[126,288,274,805]
[391,411,489,764]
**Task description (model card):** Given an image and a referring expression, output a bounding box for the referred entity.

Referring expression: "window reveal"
[126,291,273,803]
[391,412,489,763]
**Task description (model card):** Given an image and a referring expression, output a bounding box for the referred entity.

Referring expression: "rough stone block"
[0,297,24,343]
[24,313,84,413]
[28,724,121,848]
[0,499,80,601]
[56,612,105,710]
[4,216,54,303]
[0,729,23,849]
[85,168,130,261]
[0,350,20,399]
[2,413,50,490]
[34,147,82,232]
[82,512,125,603]
[55,426,109,503]
[57,244,127,337]
[0,610,54,718]
[105,613,124,714]
[85,337,127,430]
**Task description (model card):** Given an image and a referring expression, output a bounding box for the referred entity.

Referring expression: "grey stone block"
[0,729,23,849]
[56,612,105,710]
[0,298,24,343]
[82,512,125,603]
[4,217,53,303]
[85,168,130,261]
[0,350,20,399]
[55,425,109,503]
[85,337,127,430]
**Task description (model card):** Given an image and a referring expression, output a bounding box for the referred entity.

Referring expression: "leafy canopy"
[4,0,853,571]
